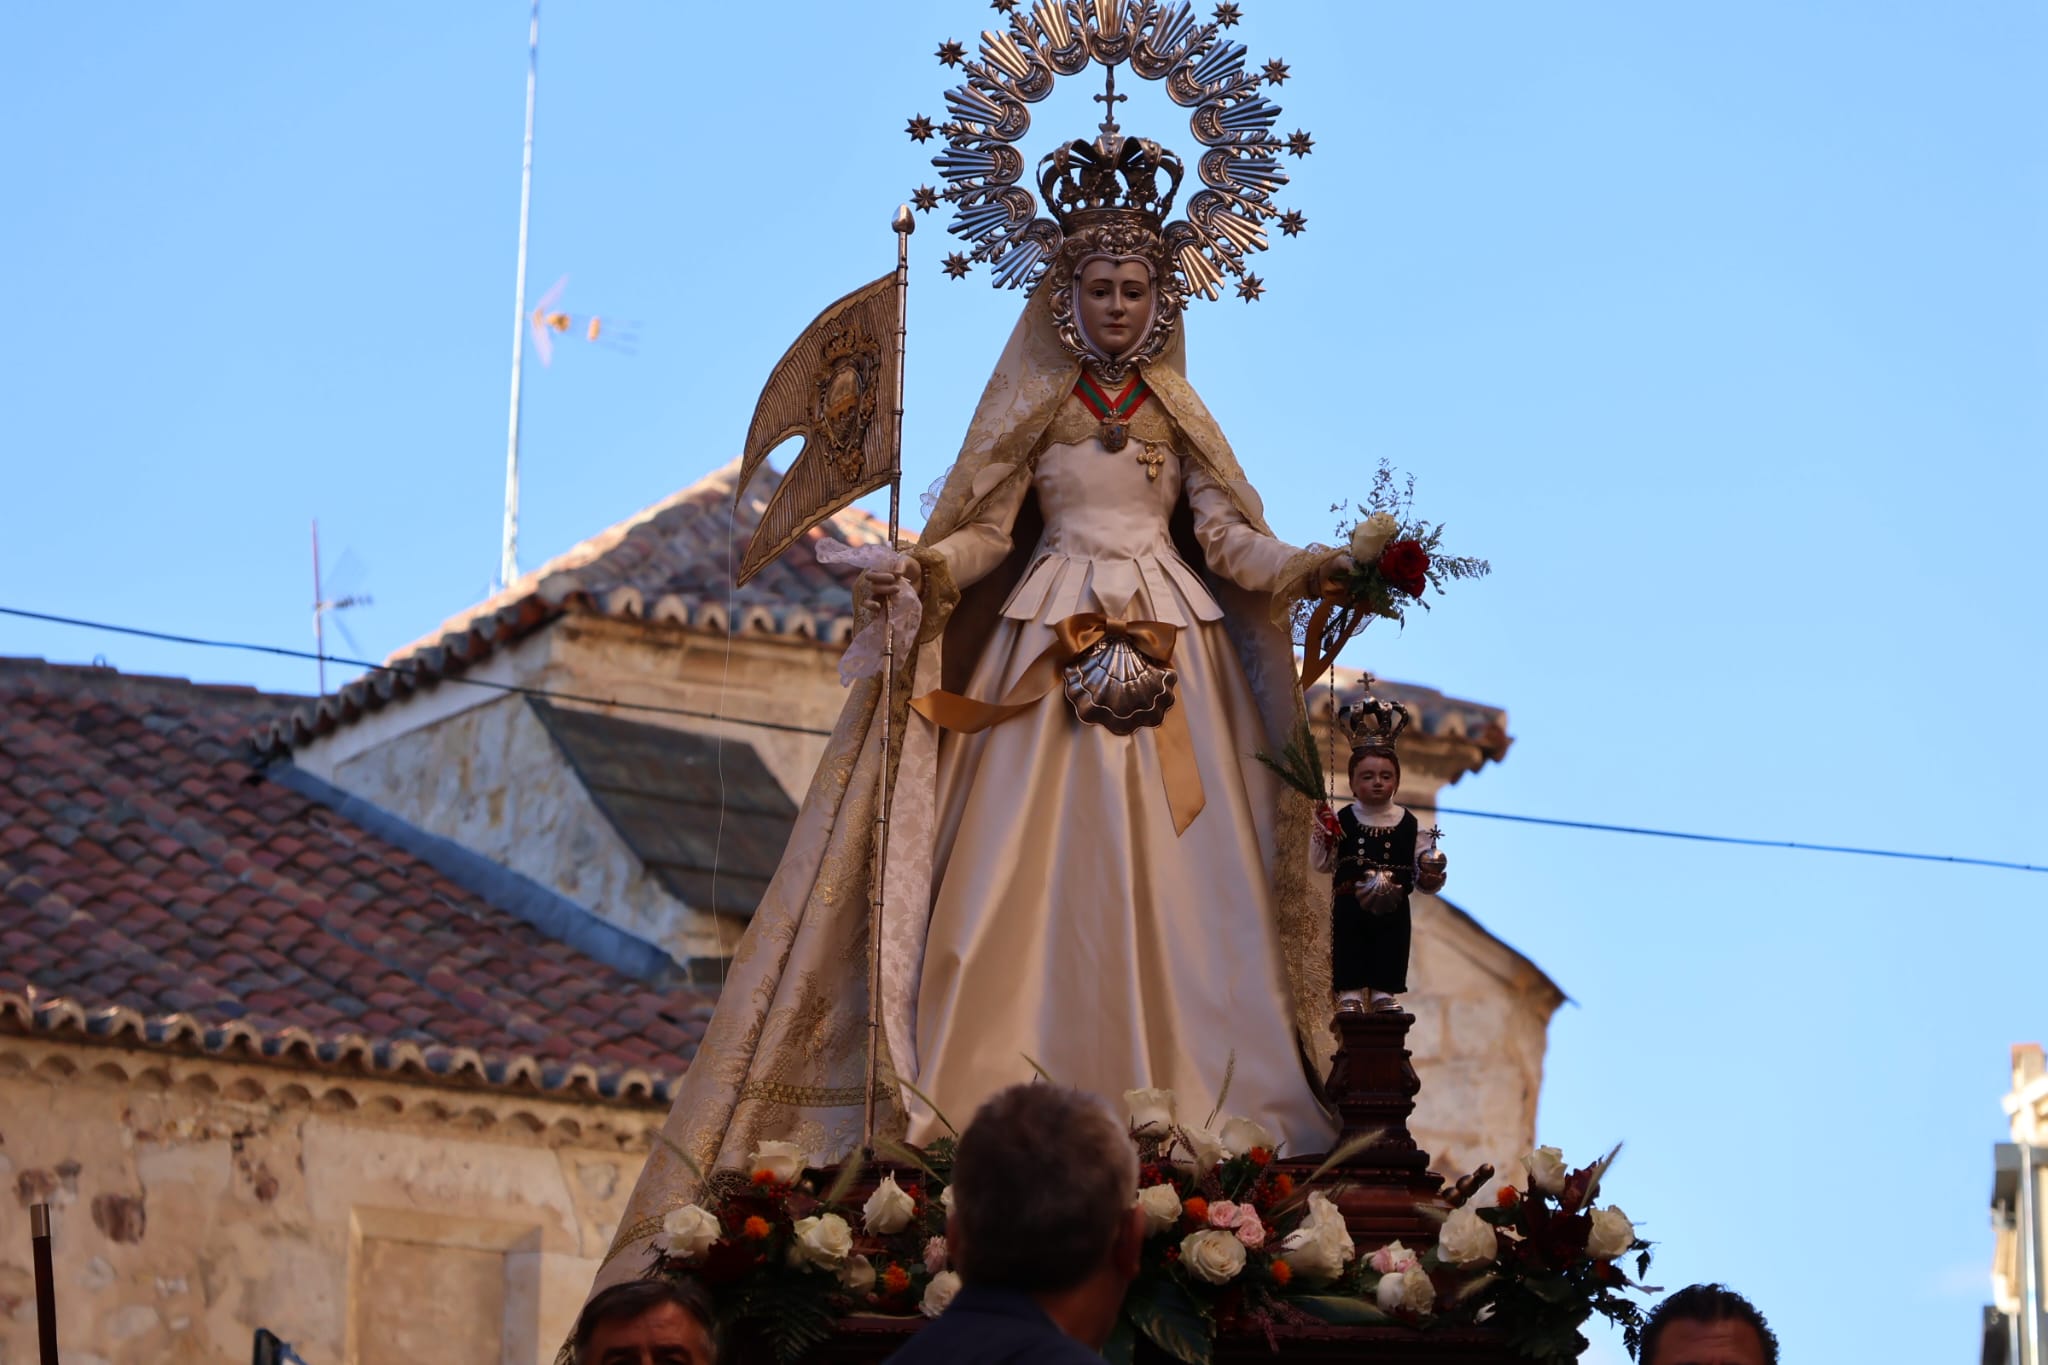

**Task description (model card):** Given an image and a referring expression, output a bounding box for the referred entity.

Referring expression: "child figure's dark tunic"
[1330,805,1418,994]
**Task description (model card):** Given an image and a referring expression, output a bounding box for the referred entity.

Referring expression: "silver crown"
[1338,689,1409,754]
[911,1,1306,301]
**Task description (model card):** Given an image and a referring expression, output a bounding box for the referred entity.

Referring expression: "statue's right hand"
[863,553,924,601]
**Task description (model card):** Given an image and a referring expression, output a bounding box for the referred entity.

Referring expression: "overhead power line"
[2,602,2040,875]
[0,604,834,737]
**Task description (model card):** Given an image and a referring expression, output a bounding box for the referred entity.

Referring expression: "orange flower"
[1270,1258,1294,1288]
[751,1169,779,1187]
[1271,1174,1295,1198]
[882,1264,910,1295]
[1249,1147,1273,1167]
[1183,1197,1209,1224]
[742,1215,772,1239]
[1496,1185,1520,1208]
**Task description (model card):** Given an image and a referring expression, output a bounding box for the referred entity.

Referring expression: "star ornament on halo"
[1262,58,1290,85]
[1279,209,1307,237]
[906,114,936,143]
[936,40,966,67]
[1236,273,1266,302]
[991,0,1019,11]
[1213,3,1243,27]
[911,185,940,213]
[942,253,973,280]
[1286,129,1315,158]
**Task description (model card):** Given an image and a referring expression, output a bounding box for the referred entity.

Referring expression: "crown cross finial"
[1094,65,1127,140]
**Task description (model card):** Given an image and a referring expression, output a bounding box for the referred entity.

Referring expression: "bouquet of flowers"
[1295,460,1490,690]
[645,1137,963,1361]
[644,1116,1652,1365]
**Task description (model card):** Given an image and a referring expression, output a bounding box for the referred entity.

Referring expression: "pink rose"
[923,1235,949,1275]
[1207,1200,1244,1230]
[1234,1218,1267,1249]
[1368,1240,1418,1275]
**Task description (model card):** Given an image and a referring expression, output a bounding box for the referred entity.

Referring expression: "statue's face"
[1074,258,1156,363]
[1349,753,1399,807]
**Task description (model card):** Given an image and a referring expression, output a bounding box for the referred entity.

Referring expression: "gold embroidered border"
[737,1080,869,1109]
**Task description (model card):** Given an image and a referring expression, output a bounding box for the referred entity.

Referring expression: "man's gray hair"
[949,1083,1140,1293]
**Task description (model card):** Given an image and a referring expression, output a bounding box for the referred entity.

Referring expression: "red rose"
[1378,540,1431,598]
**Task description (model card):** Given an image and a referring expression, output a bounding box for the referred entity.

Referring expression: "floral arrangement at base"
[643,1098,1653,1365]
[1294,459,1490,691]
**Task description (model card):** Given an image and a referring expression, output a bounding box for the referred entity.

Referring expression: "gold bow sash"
[910,612,1206,835]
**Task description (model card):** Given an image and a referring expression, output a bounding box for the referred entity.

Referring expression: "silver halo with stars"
[909,1,1310,302]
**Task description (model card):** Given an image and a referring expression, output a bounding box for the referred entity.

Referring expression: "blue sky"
[3,4,2043,1359]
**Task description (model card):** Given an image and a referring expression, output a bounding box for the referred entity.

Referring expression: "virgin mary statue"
[593,130,1349,1291]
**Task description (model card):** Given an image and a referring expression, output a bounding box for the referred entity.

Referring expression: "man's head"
[1641,1284,1777,1365]
[948,1082,1143,1294]
[572,1278,718,1365]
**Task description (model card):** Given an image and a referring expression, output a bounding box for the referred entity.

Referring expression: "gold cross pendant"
[1135,443,1166,481]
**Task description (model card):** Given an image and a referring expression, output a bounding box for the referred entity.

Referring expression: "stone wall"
[0,1038,662,1365]
[292,615,850,968]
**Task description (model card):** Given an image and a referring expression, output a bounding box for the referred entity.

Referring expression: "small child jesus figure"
[1310,716,1448,1015]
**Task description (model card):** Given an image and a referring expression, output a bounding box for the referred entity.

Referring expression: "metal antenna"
[500,0,540,589]
[311,519,372,696]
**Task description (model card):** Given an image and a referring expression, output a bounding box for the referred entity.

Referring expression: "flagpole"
[864,206,914,1152]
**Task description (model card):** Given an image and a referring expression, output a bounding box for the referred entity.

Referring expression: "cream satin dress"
[909,413,1339,1155]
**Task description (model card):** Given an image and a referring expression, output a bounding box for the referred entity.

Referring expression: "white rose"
[1375,1263,1436,1316]
[1136,1183,1184,1236]
[1219,1116,1278,1159]
[1435,1207,1498,1266]
[863,1174,916,1235]
[920,1269,962,1318]
[1278,1192,1354,1283]
[655,1203,722,1262]
[750,1139,806,1185]
[940,1185,955,1214]
[1586,1205,1635,1260]
[838,1253,876,1293]
[1171,1124,1226,1176]
[1522,1145,1567,1196]
[790,1212,853,1269]
[1125,1087,1178,1136]
[1349,511,1400,564]
[1180,1229,1248,1285]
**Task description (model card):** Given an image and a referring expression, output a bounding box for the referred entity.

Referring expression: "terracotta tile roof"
[262,458,899,756]
[0,658,711,1102]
